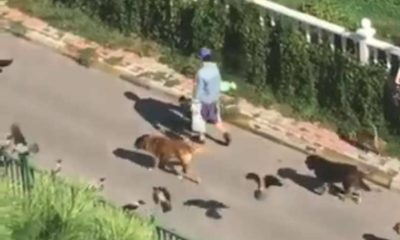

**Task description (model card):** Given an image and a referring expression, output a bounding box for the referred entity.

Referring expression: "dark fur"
[0,59,13,68]
[5,123,39,154]
[178,96,192,118]
[122,200,146,212]
[246,172,283,200]
[305,155,370,203]
[394,222,400,235]
[134,134,201,184]
[153,187,172,213]
[8,123,27,145]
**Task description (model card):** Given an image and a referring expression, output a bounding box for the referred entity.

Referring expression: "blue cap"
[198,47,212,60]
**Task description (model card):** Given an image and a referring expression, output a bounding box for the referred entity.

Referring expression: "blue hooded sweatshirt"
[194,62,221,104]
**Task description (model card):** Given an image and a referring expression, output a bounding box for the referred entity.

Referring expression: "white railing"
[247,0,400,71]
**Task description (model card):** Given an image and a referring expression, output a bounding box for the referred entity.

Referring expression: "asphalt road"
[0,34,399,240]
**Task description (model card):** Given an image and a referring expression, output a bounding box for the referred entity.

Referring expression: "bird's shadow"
[277,167,341,196]
[362,233,389,240]
[183,199,229,220]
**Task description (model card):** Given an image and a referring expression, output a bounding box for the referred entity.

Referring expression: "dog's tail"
[264,175,283,188]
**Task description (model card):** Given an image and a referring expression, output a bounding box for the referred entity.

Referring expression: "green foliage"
[0,173,155,240]
[238,4,270,88]
[77,47,97,67]
[271,0,400,44]
[8,0,400,155]
[8,21,27,37]
[191,0,228,57]
[298,0,355,29]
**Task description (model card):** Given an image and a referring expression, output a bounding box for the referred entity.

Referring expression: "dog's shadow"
[113,148,180,176]
[113,148,155,169]
[362,233,389,240]
[183,199,228,220]
[277,167,341,196]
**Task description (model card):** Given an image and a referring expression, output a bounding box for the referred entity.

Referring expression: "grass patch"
[77,47,97,67]
[104,56,123,66]
[164,79,181,87]
[271,0,400,44]
[0,170,155,240]
[8,21,27,37]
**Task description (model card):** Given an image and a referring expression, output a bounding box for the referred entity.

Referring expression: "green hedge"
[11,0,400,139]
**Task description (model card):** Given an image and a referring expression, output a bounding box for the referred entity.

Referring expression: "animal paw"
[195,178,202,184]
[338,193,346,201]
[177,175,183,180]
[352,195,362,204]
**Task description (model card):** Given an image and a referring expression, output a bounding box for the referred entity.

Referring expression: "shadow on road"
[277,167,343,197]
[124,91,228,145]
[113,148,155,169]
[362,233,389,240]
[183,199,228,220]
[113,148,180,177]
[277,167,323,195]
[124,91,191,139]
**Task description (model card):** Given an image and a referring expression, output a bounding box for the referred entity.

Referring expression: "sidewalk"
[2,5,400,190]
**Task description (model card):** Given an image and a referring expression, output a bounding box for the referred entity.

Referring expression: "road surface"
[0,34,399,240]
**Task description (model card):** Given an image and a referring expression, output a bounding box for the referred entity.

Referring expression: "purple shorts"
[200,102,221,124]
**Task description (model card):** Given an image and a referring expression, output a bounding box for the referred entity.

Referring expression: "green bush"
[0,173,155,240]
[9,0,400,153]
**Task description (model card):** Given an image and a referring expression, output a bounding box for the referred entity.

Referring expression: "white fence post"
[356,18,376,65]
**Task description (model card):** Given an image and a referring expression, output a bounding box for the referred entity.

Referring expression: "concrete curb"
[2,10,397,190]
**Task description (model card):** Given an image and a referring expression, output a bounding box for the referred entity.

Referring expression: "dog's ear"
[134,134,149,149]
[178,96,186,103]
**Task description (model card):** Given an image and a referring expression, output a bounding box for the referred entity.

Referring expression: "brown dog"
[134,134,201,184]
[305,154,371,204]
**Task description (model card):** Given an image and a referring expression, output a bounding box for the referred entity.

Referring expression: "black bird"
[122,200,146,212]
[246,172,283,200]
[183,199,228,219]
[0,59,13,73]
[153,187,172,213]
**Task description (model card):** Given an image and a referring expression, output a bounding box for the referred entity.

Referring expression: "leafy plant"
[77,47,97,67]
[8,21,27,37]
[104,56,123,66]
[0,172,155,240]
